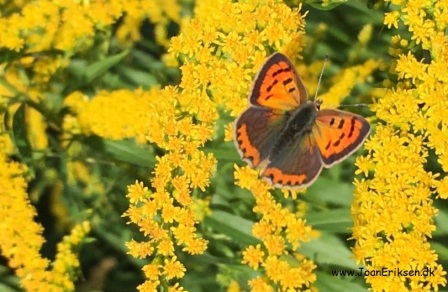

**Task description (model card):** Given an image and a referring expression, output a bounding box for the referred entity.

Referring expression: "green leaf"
[307,176,354,207]
[103,139,154,167]
[84,50,129,83]
[0,48,23,63]
[0,281,19,292]
[306,208,353,233]
[131,50,166,71]
[305,0,348,10]
[345,0,385,24]
[204,210,260,246]
[434,209,448,236]
[205,143,239,161]
[299,232,359,270]
[11,104,33,161]
[431,242,448,261]
[118,66,158,88]
[316,272,368,292]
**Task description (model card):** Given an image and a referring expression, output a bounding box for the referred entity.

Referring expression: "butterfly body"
[234,53,370,189]
[270,101,319,159]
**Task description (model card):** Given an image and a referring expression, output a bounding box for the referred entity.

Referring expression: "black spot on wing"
[272,67,292,77]
[348,117,356,138]
[282,78,293,86]
[266,79,278,93]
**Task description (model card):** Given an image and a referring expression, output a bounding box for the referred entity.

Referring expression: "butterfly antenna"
[314,55,328,101]
[338,103,370,108]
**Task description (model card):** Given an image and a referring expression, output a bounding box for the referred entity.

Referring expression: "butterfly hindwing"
[262,136,323,189]
[234,107,288,168]
[313,109,370,167]
[249,53,308,110]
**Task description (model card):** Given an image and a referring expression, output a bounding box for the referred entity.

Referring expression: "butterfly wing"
[249,53,308,110]
[234,107,288,168]
[261,136,324,189]
[313,109,370,167]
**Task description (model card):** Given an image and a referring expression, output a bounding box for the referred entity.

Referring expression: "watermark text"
[331,267,435,277]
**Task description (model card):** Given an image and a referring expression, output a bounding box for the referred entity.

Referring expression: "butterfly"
[234,53,371,189]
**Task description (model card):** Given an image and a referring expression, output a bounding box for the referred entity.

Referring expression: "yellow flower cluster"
[0,135,47,290]
[352,0,448,290]
[121,87,215,292]
[63,89,156,143]
[0,1,119,95]
[168,0,306,117]
[52,221,91,290]
[0,2,185,290]
[290,24,378,110]
[0,0,180,53]
[0,0,181,102]
[0,133,89,291]
[116,0,181,46]
[121,80,216,292]
[124,179,210,291]
[121,0,315,290]
[0,1,185,191]
[168,0,318,289]
[318,59,379,109]
[236,166,317,290]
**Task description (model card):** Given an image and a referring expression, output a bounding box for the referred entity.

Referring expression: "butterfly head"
[313,98,323,110]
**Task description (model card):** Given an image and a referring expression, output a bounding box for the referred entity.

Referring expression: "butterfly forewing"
[249,53,308,111]
[313,109,370,167]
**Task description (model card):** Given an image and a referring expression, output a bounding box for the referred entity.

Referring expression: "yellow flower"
[137,280,160,292]
[242,244,265,270]
[163,256,186,280]
[168,282,186,292]
[264,235,286,256]
[126,240,154,259]
[252,220,274,241]
[285,217,314,250]
[162,200,178,223]
[263,256,289,284]
[354,155,372,176]
[384,11,401,29]
[158,238,175,256]
[227,281,241,292]
[435,177,448,199]
[182,237,208,255]
[248,277,273,292]
[127,181,149,204]
[142,263,160,281]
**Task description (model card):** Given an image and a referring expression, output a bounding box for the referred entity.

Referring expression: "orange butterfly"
[234,53,370,189]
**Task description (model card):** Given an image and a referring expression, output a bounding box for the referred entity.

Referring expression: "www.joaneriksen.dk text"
[332,267,435,277]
